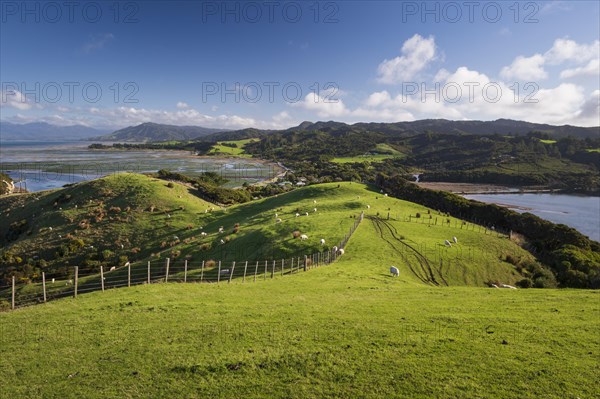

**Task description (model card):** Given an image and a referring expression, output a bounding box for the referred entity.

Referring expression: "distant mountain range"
[89,122,229,142]
[0,122,110,141]
[199,119,599,142]
[2,119,598,144]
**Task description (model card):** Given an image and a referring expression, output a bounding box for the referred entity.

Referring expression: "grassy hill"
[0,173,598,398]
[1,174,533,291]
[0,252,597,398]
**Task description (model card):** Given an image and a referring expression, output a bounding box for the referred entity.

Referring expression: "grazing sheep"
[501,284,517,289]
[276,218,282,223]
[453,236,458,244]
[167,214,171,218]
[275,213,278,218]
[390,266,399,277]
[444,240,452,247]
[300,234,308,240]
[320,239,325,245]
[109,266,116,272]
[220,239,226,245]
[200,232,208,236]
[332,246,338,253]
[367,205,371,209]
[313,200,317,204]
[58,235,62,239]
[338,248,345,256]
[120,244,124,249]
[305,212,309,216]
[218,227,224,233]
[51,278,55,284]
[205,209,209,213]
[173,235,179,240]
[67,279,73,285]
[384,194,388,197]
[296,213,300,217]
[313,208,317,212]
[48,227,53,231]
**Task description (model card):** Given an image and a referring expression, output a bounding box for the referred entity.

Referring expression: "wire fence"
[0,212,364,311]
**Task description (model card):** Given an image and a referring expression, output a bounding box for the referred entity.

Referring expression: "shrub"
[102,249,114,261]
[205,260,216,268]
[533,268,558,288]
[200,243,211,251]
[292,230,301,239]
[516,278,533,288]
[415,213,421,218]
[167,182,175,188]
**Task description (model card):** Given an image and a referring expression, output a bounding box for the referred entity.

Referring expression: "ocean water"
[0,140,277,191]
[464,193,600,242]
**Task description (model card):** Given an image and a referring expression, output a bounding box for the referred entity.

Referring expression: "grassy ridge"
[1,175,533,297]
[0,258,597,398]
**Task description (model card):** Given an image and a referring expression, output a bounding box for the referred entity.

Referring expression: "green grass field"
[207,139,258,157]
[0,254,598,398]
[332,143,406,164]
[1,174,598,398]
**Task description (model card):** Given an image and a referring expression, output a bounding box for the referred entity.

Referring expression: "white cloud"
[500,54,547,81]
[176,101,189,109]
[544,38,600,65]
[294,92,348,118]
[83,33,115,53]
[560,59,600,79]
[0,90,33,110]
[377,34,437,84]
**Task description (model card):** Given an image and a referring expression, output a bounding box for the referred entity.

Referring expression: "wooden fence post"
[254,261,259,282]
[128,262,131,288]
[42,272,47,303]
[217,261,222,283]
[184,260,188,283]
[165,258,170,283]
[243,261,248,283]
[200,261,205,282]
[271,260,275,279]
[100,266,105,292]
[229,262,235,283]
[264,260,267,280]
[74,266,78,298]
[147,261,151,284]
[304,255,308,272]
[11,276,15,310]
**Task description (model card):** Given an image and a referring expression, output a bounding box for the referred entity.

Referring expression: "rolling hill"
[0,173,598,398]
[90,122,229,142]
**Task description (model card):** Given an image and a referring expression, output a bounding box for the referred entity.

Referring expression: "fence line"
[1,212,364,311]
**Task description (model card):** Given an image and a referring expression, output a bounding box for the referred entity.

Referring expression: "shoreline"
[415,181,554,195]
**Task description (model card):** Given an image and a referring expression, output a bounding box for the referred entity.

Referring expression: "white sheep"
[173,235,179,240]
[218,226,224,233]
[367,205,371,209]
[390,266,399,277]
[320,239,325,245]
[276,218,282,223]
[296,213,300,217]
[300,234,308,240]
[332,246,338,253]
[338,248,345,255]
[51,278,55,284]
[167,214,171,218]
[313,200,317,204]
[305,212,309,216]
[220,239,225,245]
[453,236,458,243]
[200,232,208,236]
[313,208,317,212]
[205,209,209,213]
[275,213,278,218]
[444,240,452,247]
[48,227,53,231]
[384,194,388,197]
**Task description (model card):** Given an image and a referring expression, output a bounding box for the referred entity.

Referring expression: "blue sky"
[1,1,599,130]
